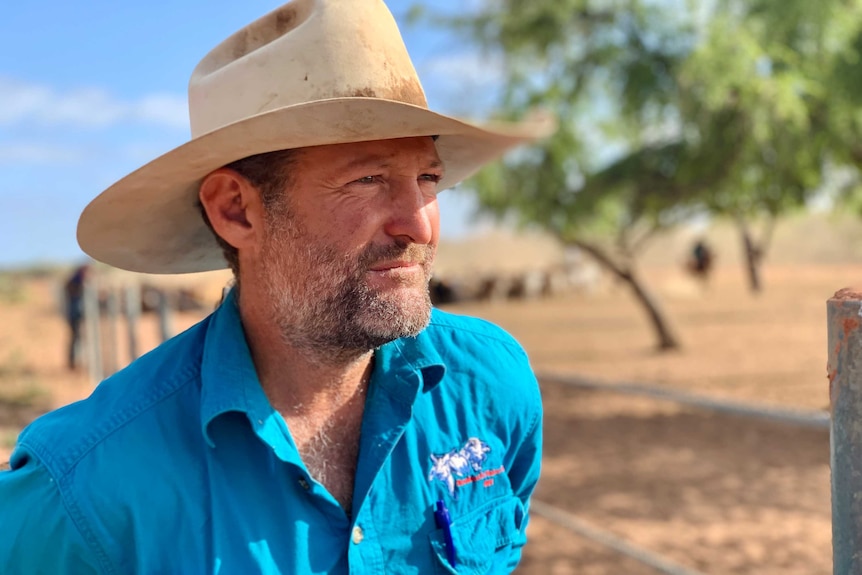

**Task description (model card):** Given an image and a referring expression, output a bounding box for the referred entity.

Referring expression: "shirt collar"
[199,289,447,445]
[376,314,446,400]
[199,288,275,447]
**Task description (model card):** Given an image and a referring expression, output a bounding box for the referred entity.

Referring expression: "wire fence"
[530,499,708,575]
[537,371,829,430]
[532,370,831,575]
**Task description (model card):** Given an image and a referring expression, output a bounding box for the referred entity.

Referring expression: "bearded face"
[259,196,435,361]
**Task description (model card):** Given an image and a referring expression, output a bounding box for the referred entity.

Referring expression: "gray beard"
[261,228,434,366]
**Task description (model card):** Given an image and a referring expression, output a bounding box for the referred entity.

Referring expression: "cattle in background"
[429,277,457,305]
[507,270,546,300]
[430,248,602,306]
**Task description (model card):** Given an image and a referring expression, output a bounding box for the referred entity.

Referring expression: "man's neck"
[236,289,373,416]
[237,288,372,512]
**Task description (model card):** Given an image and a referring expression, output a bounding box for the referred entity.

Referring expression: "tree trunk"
[573,240,681,351]
[625,267,680,350]
[736,218,763,293]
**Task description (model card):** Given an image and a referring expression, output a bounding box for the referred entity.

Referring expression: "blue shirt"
[0,291,542,574]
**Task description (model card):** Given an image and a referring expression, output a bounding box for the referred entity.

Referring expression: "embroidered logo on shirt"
[428,437,502,497]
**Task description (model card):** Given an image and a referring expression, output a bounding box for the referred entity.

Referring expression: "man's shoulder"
[426,308,526,354]
[422,309,539,402]
[12,316,212,478]
[416,311,542,458]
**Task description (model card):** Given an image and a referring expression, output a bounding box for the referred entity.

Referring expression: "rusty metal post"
[828,288,862,574]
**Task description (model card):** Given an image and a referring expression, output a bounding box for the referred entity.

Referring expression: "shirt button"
[298,477,310,491]
[351,526,364,545]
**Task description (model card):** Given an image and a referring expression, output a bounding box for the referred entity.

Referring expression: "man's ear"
[199,169,266,251]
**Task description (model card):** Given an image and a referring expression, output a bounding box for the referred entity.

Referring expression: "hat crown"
[188,0,427,137]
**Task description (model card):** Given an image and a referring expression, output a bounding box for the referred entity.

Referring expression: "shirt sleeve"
[505,400,543,571]
[0,450,103,575]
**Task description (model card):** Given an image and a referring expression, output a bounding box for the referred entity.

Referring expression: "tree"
[673,0,853,291]
[424,0,862,347]
[422,0,701,350]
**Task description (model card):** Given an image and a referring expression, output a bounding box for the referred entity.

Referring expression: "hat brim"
[77,97,554,274]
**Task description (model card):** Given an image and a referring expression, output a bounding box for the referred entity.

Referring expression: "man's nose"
[382,178,437,245]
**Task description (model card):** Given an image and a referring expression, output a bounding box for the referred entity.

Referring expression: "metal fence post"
[124,283,141,361]
[828,288,862,574]
[158,289,173,342]
[104,288,119,376]
[83,276,103,384]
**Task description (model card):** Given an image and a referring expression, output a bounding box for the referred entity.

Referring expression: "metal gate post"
[828,288,862,574]
[83,275,103,384]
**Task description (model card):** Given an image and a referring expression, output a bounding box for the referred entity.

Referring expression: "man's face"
[256,137,442,360]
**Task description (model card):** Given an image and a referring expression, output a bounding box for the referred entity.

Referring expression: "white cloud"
[0,77,188,130]
[0,143,84,165]
[135,93,189,129]
[45,87,128,127]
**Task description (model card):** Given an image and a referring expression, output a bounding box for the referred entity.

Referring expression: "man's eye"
[420,174,442,183]
[354,176,377,184]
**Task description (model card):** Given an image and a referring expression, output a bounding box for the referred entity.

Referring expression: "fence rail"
[537,371,829,430]
[79,278,175,381]
[530,500,707,575]
[533,370,831,574]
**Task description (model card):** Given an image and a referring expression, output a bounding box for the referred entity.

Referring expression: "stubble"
[260,202,435,365]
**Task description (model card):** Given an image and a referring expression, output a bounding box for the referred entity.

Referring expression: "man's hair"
[198,149,297,277]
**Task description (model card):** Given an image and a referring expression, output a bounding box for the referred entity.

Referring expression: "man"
[0,1,551,573]
[62,263,90,370]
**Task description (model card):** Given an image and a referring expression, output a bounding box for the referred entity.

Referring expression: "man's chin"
[359,295,432,339]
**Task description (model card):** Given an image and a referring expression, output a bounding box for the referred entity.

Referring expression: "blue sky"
[0,1,500,269]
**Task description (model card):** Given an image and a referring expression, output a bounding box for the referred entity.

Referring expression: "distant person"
[0,2,550,573]
[688,239,714,283]
[62,264,90,370]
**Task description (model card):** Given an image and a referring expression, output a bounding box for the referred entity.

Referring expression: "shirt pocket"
[428,495,526,575]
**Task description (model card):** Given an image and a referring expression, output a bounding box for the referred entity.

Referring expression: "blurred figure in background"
[63,264,89,370]
[687,239,714,286]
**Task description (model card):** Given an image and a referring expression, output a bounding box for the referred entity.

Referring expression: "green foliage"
[431,0,862,252]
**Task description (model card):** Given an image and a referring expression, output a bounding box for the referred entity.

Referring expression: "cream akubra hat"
[77,0,555,274]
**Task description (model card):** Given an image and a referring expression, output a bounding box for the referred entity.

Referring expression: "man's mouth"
[368,260,422,272]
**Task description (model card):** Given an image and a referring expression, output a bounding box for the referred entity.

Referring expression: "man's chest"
[287,411,364,512]
[100,406,525,575]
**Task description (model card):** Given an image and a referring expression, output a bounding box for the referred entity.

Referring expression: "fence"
[827,289,862,574]
[71,278,855,574]
[530,370,830,574]
[78,277,178,382]
[530,286,857,575]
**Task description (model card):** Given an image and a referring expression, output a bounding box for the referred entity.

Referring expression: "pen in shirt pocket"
[434,499,457,568]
